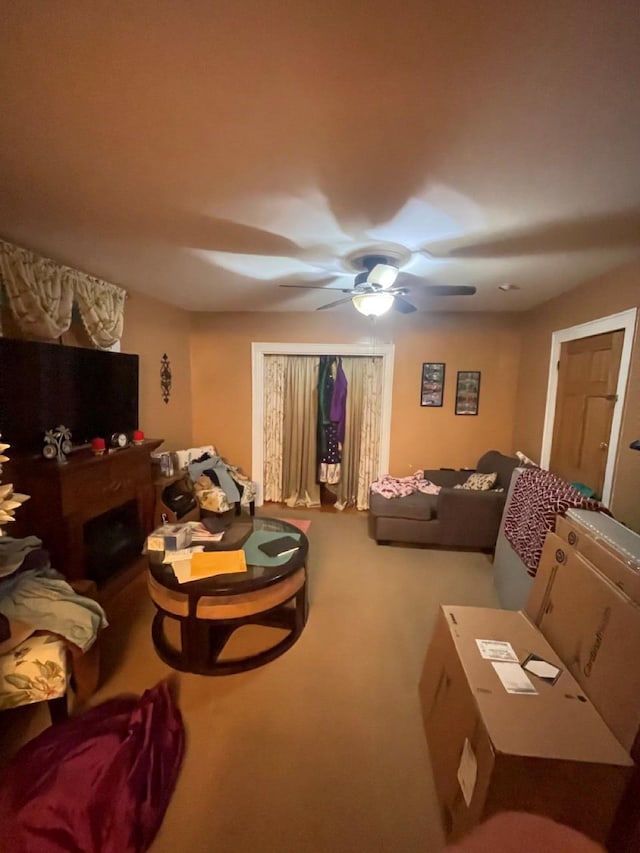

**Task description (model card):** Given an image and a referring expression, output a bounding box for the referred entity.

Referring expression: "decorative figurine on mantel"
[0,435,30,533]
[43,425,73,464]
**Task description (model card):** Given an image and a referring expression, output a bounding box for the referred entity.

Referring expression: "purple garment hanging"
[329,358,348,444]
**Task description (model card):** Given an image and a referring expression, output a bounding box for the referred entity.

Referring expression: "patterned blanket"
[503,468,603,576]
[370,471,441,499]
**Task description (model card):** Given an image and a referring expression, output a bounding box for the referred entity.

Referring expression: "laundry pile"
[370,471,441,499]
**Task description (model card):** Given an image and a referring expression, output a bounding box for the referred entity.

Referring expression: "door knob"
[599,442,609,450]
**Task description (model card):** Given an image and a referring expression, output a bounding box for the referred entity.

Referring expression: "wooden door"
[550,330,623,497]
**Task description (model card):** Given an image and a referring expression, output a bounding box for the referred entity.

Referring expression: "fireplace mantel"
[6,439,163,582]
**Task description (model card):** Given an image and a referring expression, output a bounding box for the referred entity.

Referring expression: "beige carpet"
[1,509,498,852]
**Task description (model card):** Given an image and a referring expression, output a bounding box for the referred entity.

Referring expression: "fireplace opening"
[84,500,145,586]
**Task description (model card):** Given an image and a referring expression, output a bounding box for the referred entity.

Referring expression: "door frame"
[251,341,395,506]
[540,307,637,505]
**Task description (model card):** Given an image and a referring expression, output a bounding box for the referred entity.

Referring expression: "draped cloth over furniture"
[0,239,126,348]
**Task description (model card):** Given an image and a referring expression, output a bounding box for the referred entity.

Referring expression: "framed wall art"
[420,362,445,407]
[455,370,481,415]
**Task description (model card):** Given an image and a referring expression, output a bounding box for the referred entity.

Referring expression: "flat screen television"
[0,337,139,454]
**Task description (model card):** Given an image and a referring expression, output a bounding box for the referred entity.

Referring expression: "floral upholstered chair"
[0,629,69,722]
[173,445,256,516]
[0,441,101,723]
[0,583,103,724]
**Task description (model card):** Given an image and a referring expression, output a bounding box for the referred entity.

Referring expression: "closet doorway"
[251,342,395,507]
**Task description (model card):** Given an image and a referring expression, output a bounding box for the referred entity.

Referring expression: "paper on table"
[186,522,225,542]
[171,549,249,583]
[171,560,193,583]
[164,546,204,564]
[475,639,519,662]
[491,662,537,695]
[190,549,248,578]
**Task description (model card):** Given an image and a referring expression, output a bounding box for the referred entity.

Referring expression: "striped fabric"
[504,468,603,576]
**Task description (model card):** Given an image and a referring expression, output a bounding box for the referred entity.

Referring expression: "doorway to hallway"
[540,308,637,505]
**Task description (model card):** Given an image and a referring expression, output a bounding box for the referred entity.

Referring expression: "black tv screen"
[0,337,139,453]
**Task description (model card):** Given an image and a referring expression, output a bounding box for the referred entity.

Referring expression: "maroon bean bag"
[0,680,185,853]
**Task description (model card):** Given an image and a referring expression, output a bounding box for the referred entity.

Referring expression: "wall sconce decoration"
[160,353,172,404]
[43,425,73,463]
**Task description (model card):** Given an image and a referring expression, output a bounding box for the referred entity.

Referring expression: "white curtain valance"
[0,239,126,348]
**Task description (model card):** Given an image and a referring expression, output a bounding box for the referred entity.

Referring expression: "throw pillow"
[456,471,498,491]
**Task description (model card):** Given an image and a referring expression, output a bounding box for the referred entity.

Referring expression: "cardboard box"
[526,532,640,753]
[555,512,640,606]
[419,606,632,844]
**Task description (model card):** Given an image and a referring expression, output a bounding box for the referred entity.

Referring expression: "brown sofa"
[368,450,521,551]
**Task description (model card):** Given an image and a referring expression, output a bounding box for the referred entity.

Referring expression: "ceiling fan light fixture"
[368,263,399,289]
[352,291,395,317]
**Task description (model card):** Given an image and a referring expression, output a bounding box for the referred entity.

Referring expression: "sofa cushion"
[476,450,520,490]
[369,490,439,521]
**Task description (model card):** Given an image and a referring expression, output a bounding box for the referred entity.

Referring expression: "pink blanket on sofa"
[370,471,441,499]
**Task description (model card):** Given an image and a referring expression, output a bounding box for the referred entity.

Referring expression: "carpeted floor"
[0,509,499,852]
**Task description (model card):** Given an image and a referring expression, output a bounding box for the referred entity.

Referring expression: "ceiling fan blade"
[279,283,353,293]
[278,274,351,291]
[392,295,417,314]
[396,272,476,296]
[423,285,477,296]
[316,296,355,311]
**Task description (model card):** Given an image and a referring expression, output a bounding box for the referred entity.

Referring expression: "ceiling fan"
[279,253,476,315]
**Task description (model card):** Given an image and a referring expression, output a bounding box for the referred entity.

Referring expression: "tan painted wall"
[120,292,193,452]
[190,310,521,477]
[513,257,640,531]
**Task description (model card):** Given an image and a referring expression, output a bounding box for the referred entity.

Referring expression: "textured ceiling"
[1,1,639,313]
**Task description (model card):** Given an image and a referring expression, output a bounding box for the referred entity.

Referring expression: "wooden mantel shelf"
[6,439,163,582]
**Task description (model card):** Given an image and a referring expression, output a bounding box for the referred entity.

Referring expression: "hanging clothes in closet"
[317,355,348,484]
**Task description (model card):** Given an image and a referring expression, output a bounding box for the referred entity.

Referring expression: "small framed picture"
[455,371,481,415]
[421,363,445,407]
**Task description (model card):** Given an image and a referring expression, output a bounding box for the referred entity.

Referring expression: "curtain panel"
[263,355,286,502]
[282,356,321,508]
[0,240,126,348]
[356,357,383,510]
[335,356,383,511]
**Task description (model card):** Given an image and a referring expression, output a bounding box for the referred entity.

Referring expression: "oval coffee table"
[147,517,309,675]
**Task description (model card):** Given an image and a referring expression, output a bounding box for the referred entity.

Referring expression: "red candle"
[133,430,144,444]
[91,437,106,455]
